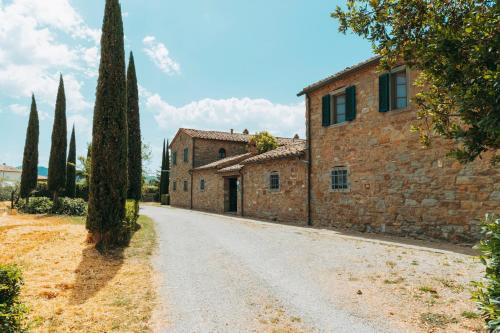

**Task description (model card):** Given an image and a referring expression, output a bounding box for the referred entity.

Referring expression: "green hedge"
[0,265,27,333]
[17,197,87,216]
[472,214,500,332]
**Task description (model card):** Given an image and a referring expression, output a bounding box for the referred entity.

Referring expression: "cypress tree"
[159,139,166,195]
[66,125,76,198]
[20,94,39,201]
[126,51,142,201]
[48,75,67,204]
[165,139,170,195]
[87,0,128,249]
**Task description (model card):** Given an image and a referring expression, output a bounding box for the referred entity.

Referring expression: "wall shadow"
[69,245,124,305]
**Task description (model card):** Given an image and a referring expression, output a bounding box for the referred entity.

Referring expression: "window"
[269,172,280,190]
[219,148,226,159]
[322,86,356,127]
[183,148,189,163]
[200,179,205,191]
[173,181,177,191]
[332,93,346,124]
[379,67,408,112]
[183,180,188,192]
[331,167,349,191]
[392,70,407,110]
[172,152,177,165]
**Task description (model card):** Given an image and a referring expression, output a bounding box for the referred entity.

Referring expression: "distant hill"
[38,166,48,176]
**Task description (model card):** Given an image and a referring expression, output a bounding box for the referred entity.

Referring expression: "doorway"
[228,178,238,213]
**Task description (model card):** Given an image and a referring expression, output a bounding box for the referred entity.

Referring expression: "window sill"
[327,120,353,129]
[384,106,412,115]
[329,188,351,193]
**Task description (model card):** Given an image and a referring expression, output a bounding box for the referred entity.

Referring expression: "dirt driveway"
[145,205,485,333]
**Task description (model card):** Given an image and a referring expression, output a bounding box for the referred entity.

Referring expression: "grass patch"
[434,278,465,293]
[386,261,397,269]
[420,312,458,327]
[461,311,479,319]
[419,286,438,294]
[0,213,157,333]
[384,277,405,284]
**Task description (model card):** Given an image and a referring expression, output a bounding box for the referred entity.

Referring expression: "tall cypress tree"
[87,0,128,249]
[165,139,170,195]
[66,125,76,198]
[48,75,67,203]
[159,139,166,195]
[126,51,142,201]
[20,94,39,201]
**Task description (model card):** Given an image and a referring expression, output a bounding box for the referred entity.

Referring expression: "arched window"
[219,148,226,159]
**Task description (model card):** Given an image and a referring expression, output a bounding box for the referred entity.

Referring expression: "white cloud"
[0,0,98,116]
[9,104,28,116]
[144,93,306,138]
[143,36,180,75]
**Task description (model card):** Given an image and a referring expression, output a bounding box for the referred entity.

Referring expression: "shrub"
[249,131,278,154]
[0,264,27,333]
[53,198,87,216]
[472,214,500,332]
[0,185,16,202]
[17,197,87,216]
[17,197,52,214]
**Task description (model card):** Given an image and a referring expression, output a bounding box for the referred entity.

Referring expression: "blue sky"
[0,0,372,173]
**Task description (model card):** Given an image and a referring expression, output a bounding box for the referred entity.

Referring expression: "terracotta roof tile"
[241,141,306,165]
[0,164,21,172]
[182,128,252,142]
[297,56,381,96]
[218,164,243,173]
[194,153,253,171]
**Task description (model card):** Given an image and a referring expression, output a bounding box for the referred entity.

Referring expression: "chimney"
[230,129,234,134]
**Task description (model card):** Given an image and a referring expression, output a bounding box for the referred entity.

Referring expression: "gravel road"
[143,206,480,333]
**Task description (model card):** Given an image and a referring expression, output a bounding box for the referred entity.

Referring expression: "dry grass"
[0,213,157,332]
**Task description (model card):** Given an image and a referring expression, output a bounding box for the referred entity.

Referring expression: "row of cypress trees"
[159,139,170,196]
[20,77,78,203]
[86,0,142,250]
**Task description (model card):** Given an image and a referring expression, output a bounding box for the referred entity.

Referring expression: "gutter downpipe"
[190,139,195,210]
[306,94,312,226]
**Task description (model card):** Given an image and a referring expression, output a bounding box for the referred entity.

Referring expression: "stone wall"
[194,139,247,168]
[169,131,193,208]
[307,62,500,241]
[242,158,308,225]
[192,169,225,213]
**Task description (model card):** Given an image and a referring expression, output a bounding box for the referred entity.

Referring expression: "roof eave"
[297,56,381,96]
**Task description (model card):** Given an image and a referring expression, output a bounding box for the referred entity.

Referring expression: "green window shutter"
[322,94,331,127]
[346,85,356,121]
[379,73,390,112]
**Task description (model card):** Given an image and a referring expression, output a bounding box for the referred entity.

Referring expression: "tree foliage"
[250,131,278,154]
[332,0,499,164]
[47,75,67,200]
[66,125,76,198]
[159,139,168,195]
[472,214,500,332]
[127,51,142,201]
[20,95,39,199]
[87,0,129,250]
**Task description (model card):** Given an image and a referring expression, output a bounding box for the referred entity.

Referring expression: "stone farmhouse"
[169,56,499,241]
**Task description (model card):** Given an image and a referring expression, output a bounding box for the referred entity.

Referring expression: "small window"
[331,93,346,124]
[331,167,349,191]
[173,181,177,191]
[172,151,177,165]
[183,148,189,163]
[200,179,206,191]
[269,172,280,190]
[391,70,407,110]
[183,180,188,192]
[219,148,226,159]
